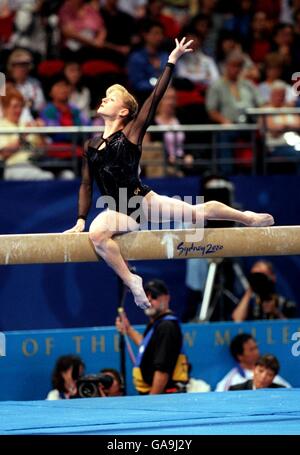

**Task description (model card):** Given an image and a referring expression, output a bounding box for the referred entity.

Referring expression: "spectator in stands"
[256,0,281,27]
[263,80,300,173]
[229,354,285,390]
[215,29,253,75]
[293,8,300,49]
[9,0,47,56]
[223,0,254,48]
[196,0,224,57]
[59,0,107,61]
[63,61,91,119]
[146,0,180,40]
[146,86,193,174]
[0,87,54,180]
[127,20,168,103]
[206,50,261,174]
[46,354,85,400]
[117,0,147,19]
[258,53,296,105]
[115,279,189,394]
[41,76,89,143]
[215,333,291,391]
[206,50,260,125]
[175,26,219,88]
[232,260,297,321]
[247,11,271,64]
[98,368,125,397]
[0,0,15,46]
[6,48,46,122]
[271,23,296,82]
[100,0,136,64]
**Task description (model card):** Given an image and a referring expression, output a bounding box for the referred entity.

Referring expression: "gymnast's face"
[97,91,129,120]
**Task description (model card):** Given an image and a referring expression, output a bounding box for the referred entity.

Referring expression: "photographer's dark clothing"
[133,312,185,393]
[78,63,175,219]
[247,294,297,320]
[229,380,285,391]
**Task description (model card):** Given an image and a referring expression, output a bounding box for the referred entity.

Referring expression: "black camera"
[76,374,113,398]
[248,272,275,301]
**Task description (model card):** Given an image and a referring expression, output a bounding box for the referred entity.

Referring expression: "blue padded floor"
[0,389,299,435]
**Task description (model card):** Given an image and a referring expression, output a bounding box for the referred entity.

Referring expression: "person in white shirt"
[176,27,219,88]
[215,333,291,391]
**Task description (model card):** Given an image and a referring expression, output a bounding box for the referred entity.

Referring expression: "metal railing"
[0,119,298,177]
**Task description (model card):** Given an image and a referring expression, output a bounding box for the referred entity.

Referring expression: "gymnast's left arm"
[126,37,193,144]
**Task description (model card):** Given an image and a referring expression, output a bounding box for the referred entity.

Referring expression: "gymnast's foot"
[243,211,274,227]
[128,274,151,310]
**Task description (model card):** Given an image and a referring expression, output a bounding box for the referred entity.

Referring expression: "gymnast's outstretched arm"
[124,37,193,145]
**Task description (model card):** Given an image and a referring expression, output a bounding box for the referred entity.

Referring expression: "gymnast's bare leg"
[89,209,151,309]
[142,191,274,226]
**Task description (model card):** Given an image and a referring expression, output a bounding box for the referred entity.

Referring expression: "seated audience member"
[215,30,248,73]
[116,279,189,395]
[98,368,125,397]
[63,61,91,120]
[118,0,147,19]
[0,88,53,180]
[264,81,300,172]
[232,260,297,321]
[127,20,168,104]
[145,86,193,174]
[258,53,296,105]
[9,0,47,56]
[146,0,180,40]
[46,355,85,400]
[215,333,291,391]
[247,11,271,65]
[206,50,261,174]
[6,48,46,122]
[176,27,219,88]
[229,354,285,390]
[58,0,107,62]
[41,76,89,143]
[100,0,136,63]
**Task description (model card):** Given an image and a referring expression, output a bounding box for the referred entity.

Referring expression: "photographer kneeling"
[232,260,297,321]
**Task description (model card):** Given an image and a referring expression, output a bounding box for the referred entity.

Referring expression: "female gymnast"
[66,38,274,310]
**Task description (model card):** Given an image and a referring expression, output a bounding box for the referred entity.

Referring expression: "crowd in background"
[1,0,300,177]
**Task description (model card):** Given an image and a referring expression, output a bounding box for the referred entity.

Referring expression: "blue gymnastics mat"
[0,389,299,435]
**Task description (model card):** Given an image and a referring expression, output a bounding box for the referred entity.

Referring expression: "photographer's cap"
[144,279,169,299]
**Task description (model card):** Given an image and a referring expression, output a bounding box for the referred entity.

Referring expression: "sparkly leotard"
[77,63,174,219]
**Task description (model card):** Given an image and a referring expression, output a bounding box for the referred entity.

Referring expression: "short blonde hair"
[106,84,138,121]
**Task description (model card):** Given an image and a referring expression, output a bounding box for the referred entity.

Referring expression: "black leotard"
[77,62,174,219]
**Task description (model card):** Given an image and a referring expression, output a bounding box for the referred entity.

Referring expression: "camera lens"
[78,381,99,398]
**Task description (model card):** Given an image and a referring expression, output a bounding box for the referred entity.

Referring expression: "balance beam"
[0,226,299,265]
